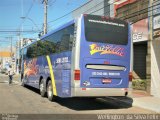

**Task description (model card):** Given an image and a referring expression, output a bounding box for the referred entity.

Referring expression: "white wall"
[72,0,105,18]
[2,57,11,69]
[151,40,160,98]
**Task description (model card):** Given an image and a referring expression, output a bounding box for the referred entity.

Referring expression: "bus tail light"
[129,72,132,82]
[74,70,80,80]
[83,14,87,17]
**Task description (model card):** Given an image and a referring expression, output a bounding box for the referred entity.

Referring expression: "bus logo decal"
[24,59,38,78]
[90,44,124,56]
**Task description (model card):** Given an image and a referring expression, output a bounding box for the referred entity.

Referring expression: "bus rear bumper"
[72,87,132,97]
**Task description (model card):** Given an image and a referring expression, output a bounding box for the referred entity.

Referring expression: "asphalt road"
[0,74,157,120]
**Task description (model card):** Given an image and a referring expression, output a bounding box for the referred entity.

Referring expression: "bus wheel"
[21,79,25,86]
[21,75,26,87]
[47,80,56,101]
[40,79,46,97]
[21,74,23,82]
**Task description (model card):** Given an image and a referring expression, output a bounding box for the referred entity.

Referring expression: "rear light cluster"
[129,72,132,82]
[74,70,80,80]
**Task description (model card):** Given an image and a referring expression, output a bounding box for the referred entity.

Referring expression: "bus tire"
[40,79,46,97]
[21,76,26,87]
[21,79,25,87]
[47,80,56,101]
[21,74,23,82]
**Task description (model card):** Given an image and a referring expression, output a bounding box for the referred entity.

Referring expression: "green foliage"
[132,79,147,90]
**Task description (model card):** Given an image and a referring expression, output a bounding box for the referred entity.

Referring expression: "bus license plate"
[102,79,112,84]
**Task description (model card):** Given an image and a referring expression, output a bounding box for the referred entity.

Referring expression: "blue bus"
[20,14,132,101]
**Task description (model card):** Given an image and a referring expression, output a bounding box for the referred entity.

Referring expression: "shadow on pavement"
[23,85,40,94]
[0,81,8,84]
[23,85,133,111]
[0,81,19,85]
[55,97,133,111]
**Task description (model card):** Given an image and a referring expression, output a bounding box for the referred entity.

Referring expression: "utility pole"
[10,37,13,68]
[16,37,20,74]
[10,37,13,58]
[146,0,153,94]
[5,37,13,67]
[6,37,13,58]
[42,0,48,35]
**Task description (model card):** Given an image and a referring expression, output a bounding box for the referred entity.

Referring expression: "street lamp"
[17,17,42,74]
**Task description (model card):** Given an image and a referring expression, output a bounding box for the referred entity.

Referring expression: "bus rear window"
[84,15,128,45]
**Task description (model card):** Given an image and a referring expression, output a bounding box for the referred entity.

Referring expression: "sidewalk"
[0,73,21,84]
[131,90,160,113]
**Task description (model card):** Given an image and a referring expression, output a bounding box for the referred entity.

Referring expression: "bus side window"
[60,34,70,52]
[69,34,73,51]
[26,43,37,59]
[42,23,74,54]
[44,40,56,55]
[23,48,27,59]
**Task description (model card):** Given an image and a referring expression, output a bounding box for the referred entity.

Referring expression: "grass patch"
[132,79,147,90]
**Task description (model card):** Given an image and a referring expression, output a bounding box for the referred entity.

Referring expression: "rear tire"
[47,80,56,101]
[21,75,26,87]
[40,79,46,97]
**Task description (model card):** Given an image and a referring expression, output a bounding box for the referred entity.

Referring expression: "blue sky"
[0,0,88,48]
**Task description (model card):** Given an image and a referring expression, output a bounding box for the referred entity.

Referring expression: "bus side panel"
[49,51,72,98]
[36,56,49,88]
[23,51,72,98]
[34,56,44,88]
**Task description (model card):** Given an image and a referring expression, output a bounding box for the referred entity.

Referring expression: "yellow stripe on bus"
[46,55,57,96]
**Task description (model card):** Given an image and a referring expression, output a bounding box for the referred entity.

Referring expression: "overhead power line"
[47,0,107,24]
[17,0,36,33]
[101,0,160,24]
[3,0,160,38]
[0,0,115,30]
[0,30,38,33]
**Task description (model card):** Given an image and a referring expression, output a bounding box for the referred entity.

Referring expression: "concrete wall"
[151,40,160,98]
[109,0,114,17]
[104,0,110,16]
[72,0,105,18]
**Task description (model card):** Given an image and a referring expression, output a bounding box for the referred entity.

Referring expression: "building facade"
[115,0,149,81]
[0,51,12,69]
[115,0,160,98]
[151,0,160,98]
[0,46,16,72]
[72,0,110,18]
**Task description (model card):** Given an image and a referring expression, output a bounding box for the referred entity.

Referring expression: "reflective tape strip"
[46,55,57,96]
